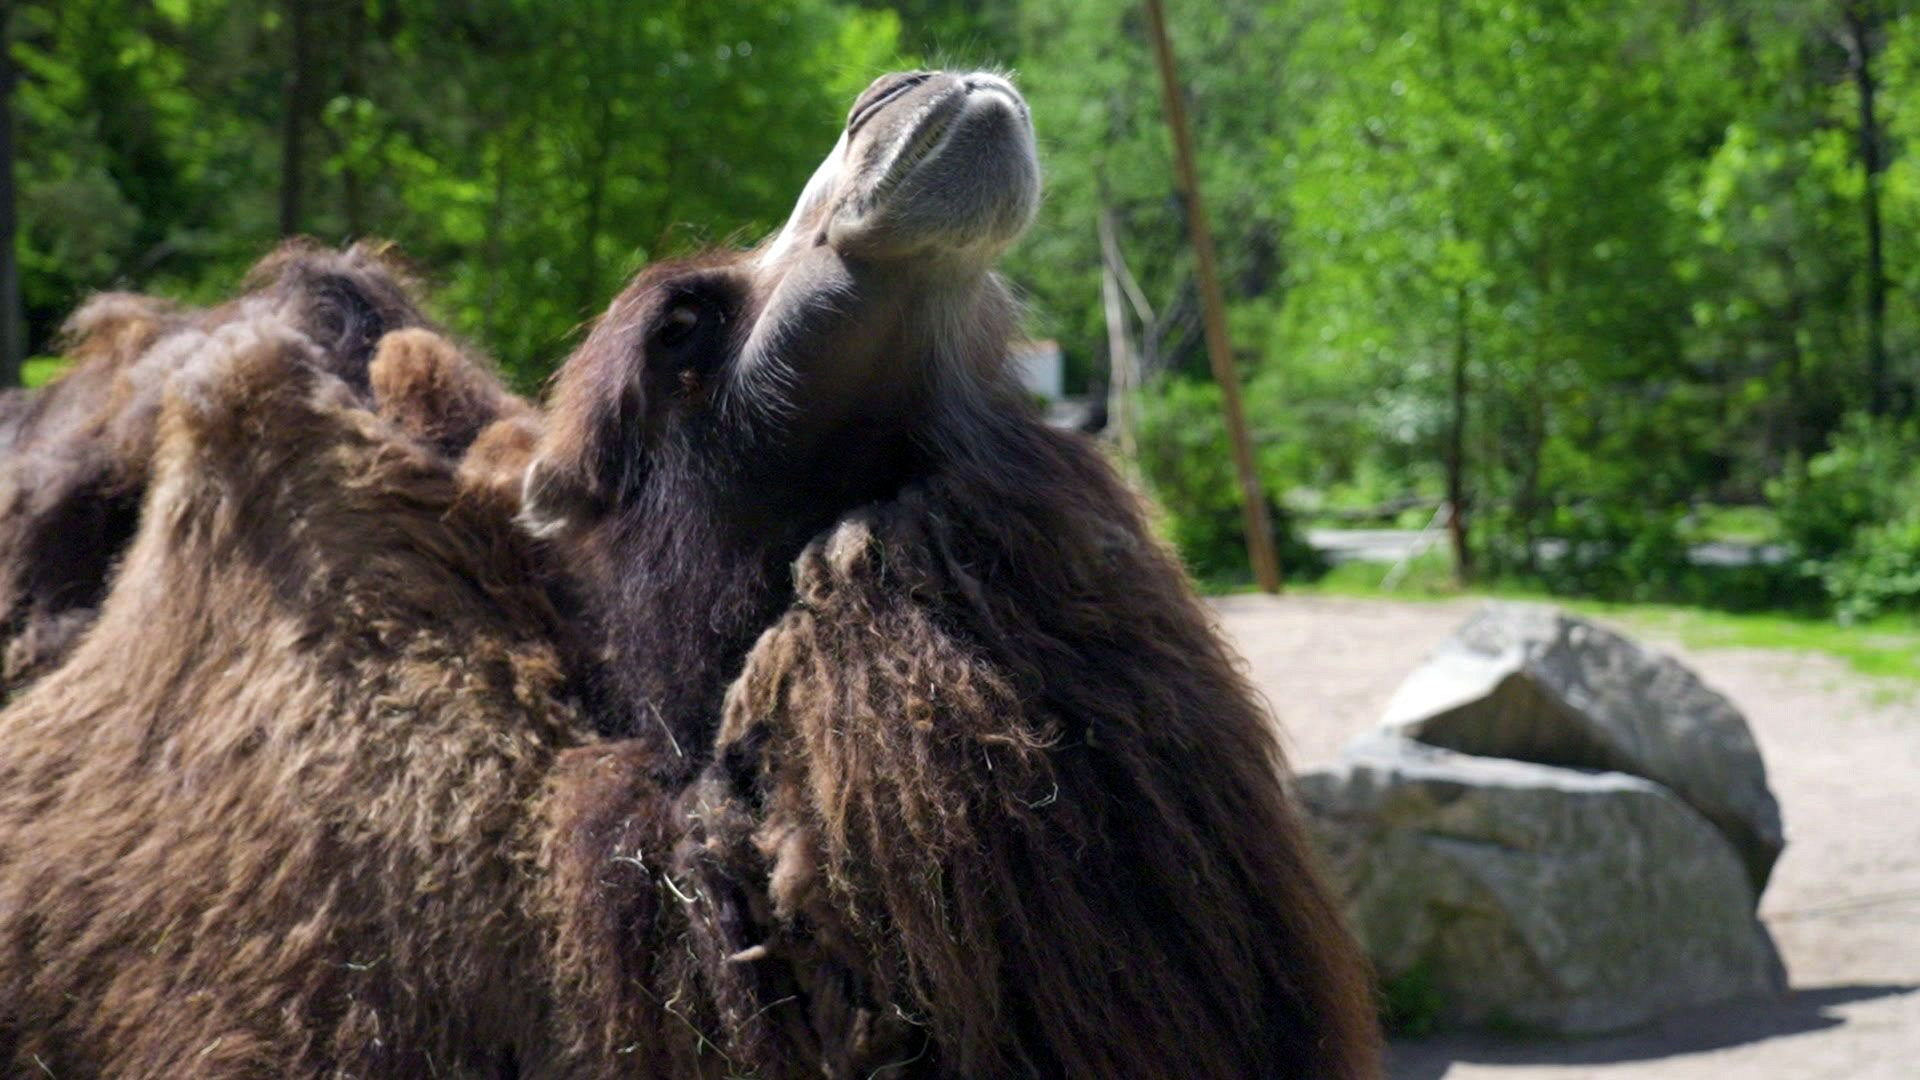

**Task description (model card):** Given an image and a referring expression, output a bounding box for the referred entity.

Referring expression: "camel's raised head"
[768,70,1040,266]
[519,70,1039,748]
[524,71,1039,542]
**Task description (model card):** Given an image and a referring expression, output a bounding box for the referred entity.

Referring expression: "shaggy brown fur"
[458,412,546,511]
[0,311,933,1077]
[0,293,184,688]
[0,317,591,1075]
[0,243,524,693]
[517,68,1381,1076]
[517,299,1383,1075]
[364,326,544,514]
[633,405,1382,1078]
[369,326,535,458]
[0,296,1379,1077]
[1,72,1378,1076]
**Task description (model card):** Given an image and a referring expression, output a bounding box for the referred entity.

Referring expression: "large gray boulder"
[1298,735,1786,1035]
[1380,603,1783,893]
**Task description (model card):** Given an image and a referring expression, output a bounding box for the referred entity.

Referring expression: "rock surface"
[1379,602,1784,893]
[1298,734,1786,1036]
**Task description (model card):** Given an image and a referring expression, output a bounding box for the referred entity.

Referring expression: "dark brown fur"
[0,286,1380,1076]
[0,317,591,1075]
[0,244,524,693]
[459,413,546,510]
[0,310,949,1077]
[4,74,1376,1070]
[369,326,535,458]
[523,254,955,762]
[650,405,1383,1078]
[0,293,184,689]
[517,243,1381,1072]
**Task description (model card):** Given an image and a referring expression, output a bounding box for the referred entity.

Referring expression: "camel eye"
[656,303,702,349]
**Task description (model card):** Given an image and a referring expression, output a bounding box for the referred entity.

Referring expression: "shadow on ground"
[1388,983,1919,1079]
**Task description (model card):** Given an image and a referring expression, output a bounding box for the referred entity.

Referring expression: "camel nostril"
[846,71,939,134]
[963,75,1029,119]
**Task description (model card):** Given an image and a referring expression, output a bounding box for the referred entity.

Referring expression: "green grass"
[1588,605,1920,683]
[22,356,70,389]
[1303,550,1460,599]
[1689,504,1779,545]
[1285,550,1920,683]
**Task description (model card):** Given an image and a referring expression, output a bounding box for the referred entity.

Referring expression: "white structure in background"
[1010,339,1099,429]
[1010,339,1064,400]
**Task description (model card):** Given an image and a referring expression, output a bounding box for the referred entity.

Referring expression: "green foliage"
[10,0,904,387]
[1771,417,1917,561]
[1281,0,1726,583]
[9,0,1920,620]
[1136,378,1325,584]
[21,357,69,390]
[1004,0,1316,389]
[1379,960,1445,1038]
[1693,505,1780,545]
[1772,419,1920,621]
[1241,0,1920,610]
[1823,513,1920,624]
[1522,502,1693,603]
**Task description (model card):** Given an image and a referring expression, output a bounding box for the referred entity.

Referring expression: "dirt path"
[1212,594,1920,1080]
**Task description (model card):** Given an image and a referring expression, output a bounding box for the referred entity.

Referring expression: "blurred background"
[6,0,1920,643]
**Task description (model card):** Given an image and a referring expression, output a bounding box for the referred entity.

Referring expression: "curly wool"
[668,408,1383,1078]
[0,243,521,695]
[0,320,588,1075]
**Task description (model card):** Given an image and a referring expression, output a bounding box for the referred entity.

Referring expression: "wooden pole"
[1142,0,1282,592]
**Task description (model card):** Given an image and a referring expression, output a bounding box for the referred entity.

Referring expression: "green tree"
[10,0,899,385]
[2,2,21,386]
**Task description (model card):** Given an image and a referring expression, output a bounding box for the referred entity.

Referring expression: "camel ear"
[518,455,599,539]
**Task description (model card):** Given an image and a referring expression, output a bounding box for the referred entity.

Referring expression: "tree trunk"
[1843,3,1889,416]
[279,0,315,237]
[1142,0,1283,593]
[1447,285,1472,582]
[0,6,21,387]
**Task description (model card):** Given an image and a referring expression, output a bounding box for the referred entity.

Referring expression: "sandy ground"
[1211,594,1920,1080]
